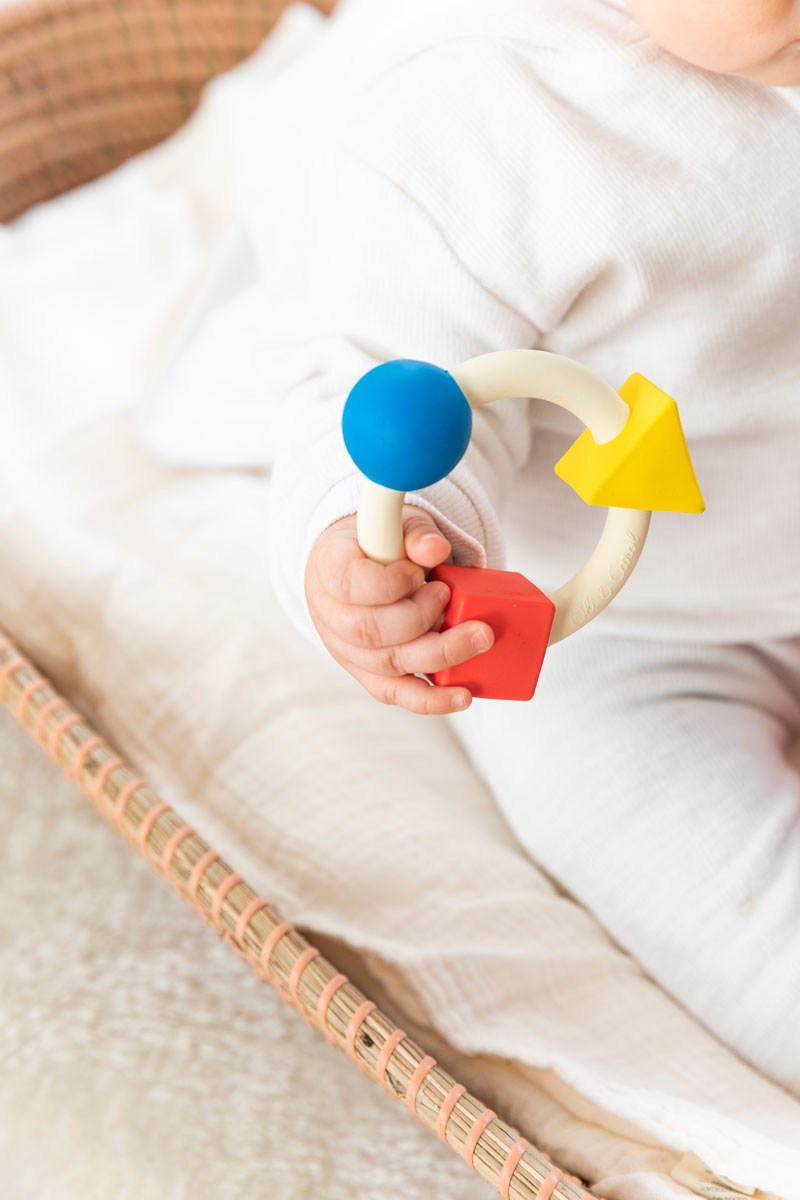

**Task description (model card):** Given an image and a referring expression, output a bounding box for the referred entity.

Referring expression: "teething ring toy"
[342,350,704,701]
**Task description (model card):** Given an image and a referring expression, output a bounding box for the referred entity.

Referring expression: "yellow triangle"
[554,374,705,514]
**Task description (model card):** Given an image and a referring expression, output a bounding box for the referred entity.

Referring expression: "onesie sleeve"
[267,156,540,642]
[268,39,577,643]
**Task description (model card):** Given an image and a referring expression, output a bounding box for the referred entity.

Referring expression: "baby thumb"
[402,506,452,569]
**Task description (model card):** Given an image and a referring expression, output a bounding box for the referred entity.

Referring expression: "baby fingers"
[324,614,495,680]
[316,579,452,649]
[346,667,473,716]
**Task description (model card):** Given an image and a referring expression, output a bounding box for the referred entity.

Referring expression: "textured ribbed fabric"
[450,628,800,1098]
[241,0,800,647]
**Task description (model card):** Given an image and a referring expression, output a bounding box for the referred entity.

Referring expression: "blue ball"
[342,359,472,492]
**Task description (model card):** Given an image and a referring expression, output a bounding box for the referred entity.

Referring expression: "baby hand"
[305,505,494,714]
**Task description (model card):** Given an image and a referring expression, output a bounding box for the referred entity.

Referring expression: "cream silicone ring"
[344,350,652,646]
[451,351,651,645]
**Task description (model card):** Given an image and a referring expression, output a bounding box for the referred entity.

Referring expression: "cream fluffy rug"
[0,707,493,1199]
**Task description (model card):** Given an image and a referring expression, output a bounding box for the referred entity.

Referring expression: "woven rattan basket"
[0,4,602,1197]
[0,0,336,220]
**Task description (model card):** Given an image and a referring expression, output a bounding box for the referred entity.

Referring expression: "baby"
[268,0,800,1093]
[300,0,800,713]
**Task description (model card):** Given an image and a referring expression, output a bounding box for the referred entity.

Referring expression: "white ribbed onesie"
[254,0,800,1092]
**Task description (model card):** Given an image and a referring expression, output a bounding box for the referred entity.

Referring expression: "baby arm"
[269,42,591,708]
[268,148,539,710]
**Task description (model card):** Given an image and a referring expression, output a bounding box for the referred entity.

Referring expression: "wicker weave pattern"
[0,0,334,220]
[0,630,600,1200]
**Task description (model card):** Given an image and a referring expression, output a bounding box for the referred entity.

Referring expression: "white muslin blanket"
[1,7,799,1199]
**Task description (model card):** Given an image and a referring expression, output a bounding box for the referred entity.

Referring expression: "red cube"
[428,565,555,701]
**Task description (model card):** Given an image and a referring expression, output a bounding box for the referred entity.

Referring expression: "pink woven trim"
[233,897,269,945]
[188,850,220,901]
[114,777,147,824]
[406,1055,436,1116]
[317,974,348,1045]
[535,1170,564,1200]
[34,696,64,742]
[92,756,124,803]
[259,940,297,1008]
[288,946,320,1005]
[375,1028,407,1089]
[17,679,47,725]
[137,801,171,852]
[71,735,103,782]
[161,824,195,873]
[499,1138,532,1200]
[210,872,243,926]
[436,1083,467,1142]
[260,921,294,974]
[462,1109,497,1168]
[48,712,82,761]
[346,1000,377,1059]
[0,654,25,693]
